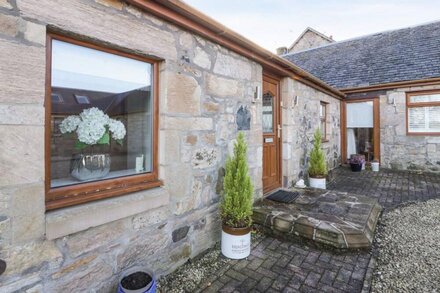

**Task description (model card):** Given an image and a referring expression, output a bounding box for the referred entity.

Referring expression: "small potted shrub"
[308,129,328,189]
[349,155,365,172]
[220,132,253,259]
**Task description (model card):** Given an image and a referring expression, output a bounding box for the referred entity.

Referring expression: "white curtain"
[347,128,357,159]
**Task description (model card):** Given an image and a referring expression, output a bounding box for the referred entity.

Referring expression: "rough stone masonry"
[0,0,340,291]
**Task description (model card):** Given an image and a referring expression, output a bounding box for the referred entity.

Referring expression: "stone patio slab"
[253,188,382,249]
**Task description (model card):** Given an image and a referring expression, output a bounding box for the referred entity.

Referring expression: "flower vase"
[70,154,111,181]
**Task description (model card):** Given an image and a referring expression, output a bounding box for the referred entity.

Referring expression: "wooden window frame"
[45,33,161,211]
[406,89,440,136]
[320,101,328,142]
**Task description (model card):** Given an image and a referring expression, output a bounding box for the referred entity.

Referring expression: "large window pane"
[346,101,375,161]
[408,106,440,133]
[50,40,153,188]
[347,128,375,161]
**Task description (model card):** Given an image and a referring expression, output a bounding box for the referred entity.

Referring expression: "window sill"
[407,132,440,136]
[46,177,162,210]
[45,186,169,240]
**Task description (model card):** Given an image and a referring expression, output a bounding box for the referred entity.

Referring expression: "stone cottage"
[276,27,334,55]
[284,21,440,172]
[0,0,343,291]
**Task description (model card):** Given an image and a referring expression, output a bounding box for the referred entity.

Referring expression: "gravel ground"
[156,244,230,293]
[371,199,440,292]
[156,231,264,293]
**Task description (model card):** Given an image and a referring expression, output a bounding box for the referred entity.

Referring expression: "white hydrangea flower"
[79,107,109,126]
[60,107,126,147]
[76,119,106,145]
[108,119,126,140]
[59,115,81,134]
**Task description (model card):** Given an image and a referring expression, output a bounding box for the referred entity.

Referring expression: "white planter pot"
[221,226,251,259]
[362,162,366,170]
[309,177,326,189]
[371,162,380,172]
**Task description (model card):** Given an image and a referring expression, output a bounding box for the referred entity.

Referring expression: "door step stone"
[253,188,382,249]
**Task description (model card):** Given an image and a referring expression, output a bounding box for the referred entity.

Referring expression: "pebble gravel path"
[371,199,440,292]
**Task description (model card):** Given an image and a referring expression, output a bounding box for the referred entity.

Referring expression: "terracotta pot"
[221,225,251,259]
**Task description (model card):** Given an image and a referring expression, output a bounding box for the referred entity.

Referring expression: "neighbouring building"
[0,0,343,291]
[277,27,334,55]
[284,21,440,172]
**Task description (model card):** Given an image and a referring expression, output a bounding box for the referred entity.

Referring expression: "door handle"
[277,124,282,138]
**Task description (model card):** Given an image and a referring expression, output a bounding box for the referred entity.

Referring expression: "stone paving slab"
[253,189,382,249]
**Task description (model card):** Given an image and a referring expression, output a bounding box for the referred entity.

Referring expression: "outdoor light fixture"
[253,85,261,103]
[387,96,395,105]
[293,95,299,107]
[387,96,398,113]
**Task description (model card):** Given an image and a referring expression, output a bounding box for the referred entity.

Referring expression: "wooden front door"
[262,75,282,193]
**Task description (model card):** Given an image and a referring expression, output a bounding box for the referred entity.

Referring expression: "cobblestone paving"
[197,167,440,293]
[328,167,440,209]
[199,237,371,293]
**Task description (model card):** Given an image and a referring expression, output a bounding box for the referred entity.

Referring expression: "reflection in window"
[50,40,153,188]
[262,93,274,133]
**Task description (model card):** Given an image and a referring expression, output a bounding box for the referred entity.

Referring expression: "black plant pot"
[118,269,156,293]
[350,163,362,172]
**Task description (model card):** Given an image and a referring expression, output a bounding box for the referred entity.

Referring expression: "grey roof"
[283,21,440,89]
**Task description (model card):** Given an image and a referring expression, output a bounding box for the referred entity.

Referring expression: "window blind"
[408,106,440,133]
[346,101,374,128]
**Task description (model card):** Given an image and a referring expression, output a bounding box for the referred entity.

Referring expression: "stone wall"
[280,78,341,186]
[0,0,263,291]
[380,84,440,172]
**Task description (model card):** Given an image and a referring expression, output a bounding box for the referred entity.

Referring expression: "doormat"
[266,190,300,203]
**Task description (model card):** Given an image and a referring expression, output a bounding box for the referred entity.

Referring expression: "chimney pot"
[276,47,288,55]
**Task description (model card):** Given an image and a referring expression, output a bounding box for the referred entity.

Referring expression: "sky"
[184,0,440,52]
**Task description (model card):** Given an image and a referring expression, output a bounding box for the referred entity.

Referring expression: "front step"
[253,188,382,249]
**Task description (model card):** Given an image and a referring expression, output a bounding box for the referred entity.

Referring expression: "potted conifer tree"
[308,129,328,189]
[220,132,253,259]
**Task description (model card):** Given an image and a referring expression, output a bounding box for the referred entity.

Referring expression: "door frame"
[341,97,380,163]
[262,73,282,193]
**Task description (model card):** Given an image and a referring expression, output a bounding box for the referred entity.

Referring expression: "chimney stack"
[276,47,288,55]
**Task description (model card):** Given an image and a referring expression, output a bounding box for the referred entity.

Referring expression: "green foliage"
[221,132,254,228]
[308,129,328,177]
[74,141,88,150]
[97,130,110,145]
